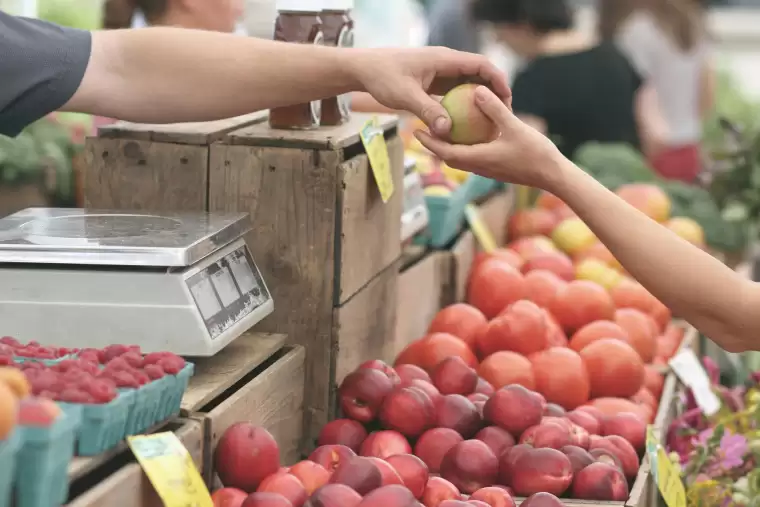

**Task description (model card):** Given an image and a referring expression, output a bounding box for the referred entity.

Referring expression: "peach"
[432,357,478,396]
[410,379,443,405]
[415,428,464,473]
[440,440,498,494]
[566,410,601,436]
[509,210,560,242]
[601,412,646,453]
[483,385,544,438]
[435,394,482,438]
[305,484,362,507]
[440,84,497,145]
[519,492,565,507]
[589,435,639,479]
[360,431,412,459]
[216,424,281,492]
[396,364,432,385]
[474,426,515,458]
[543,404,566,417]
[571,462,629,500]
[358,360,401,385]
[359,484,419,507]
[380,387,435,438]
[318,419,368,453]
[257,473,307,507]
[438,501,469,507]
[568,422,591,449]
[468,393,489,404]
[387,454,430,499]
[519,421,573,450]
[560,445,595,474]
[589,448,623,470]
[497,443,534,485]
[330,456,383,495]
[368,457,404,486]
[466,501,491,507]
[474,378,494,396]
[470,487,516,507]
[241,493,293,507]
[422,476,461,507]
[308,444,357,473]
[288,461,330,495]
[212,488,248,507]
[510,448,573,497]
[521,251,575,282]
[339,369,395,422]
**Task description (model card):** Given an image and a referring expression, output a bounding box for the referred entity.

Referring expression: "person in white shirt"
[599,0,715,183]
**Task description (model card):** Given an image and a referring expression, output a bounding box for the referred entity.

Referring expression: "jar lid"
[276,0,321,12]
[322,0,353,10]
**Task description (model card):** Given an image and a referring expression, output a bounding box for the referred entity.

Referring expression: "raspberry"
[57,388,94,404]
[143,364,165,380]
[0,336,20,347]
[157,357,182,375]
[102,370,140,389]
[132,370,150,386]
[0,355,12,366]
[77,360,101,376]
[121,352,144,369]
[101,344,130,363]
[103,357,131,372]
[53,359,80,373]
[20,362,44,371]
[87,380,117,404]
[142,352,171,365]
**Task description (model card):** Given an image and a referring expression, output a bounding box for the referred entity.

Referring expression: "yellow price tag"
[360,117,394,203]
[128,432,213,507]
[646,426,686,507]
[465,204,497,253]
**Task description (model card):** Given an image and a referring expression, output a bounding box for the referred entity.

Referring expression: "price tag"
[465,204,497,253]
[360,117,394,203]
[669,349,721,416]
[128,432,213,507]
[646,425,687,507]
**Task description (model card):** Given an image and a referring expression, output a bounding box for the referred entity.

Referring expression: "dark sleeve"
[0,12,92,138]
[510,68,545,119]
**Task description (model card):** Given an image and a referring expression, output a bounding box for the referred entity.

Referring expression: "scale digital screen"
[186,245,270,339]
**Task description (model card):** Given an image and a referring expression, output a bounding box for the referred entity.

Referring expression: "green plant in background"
[37,0,102,30]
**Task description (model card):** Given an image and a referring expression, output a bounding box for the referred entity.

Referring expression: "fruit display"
[400,114,503,248]
[665,356,760,507]
[0,336,196,506]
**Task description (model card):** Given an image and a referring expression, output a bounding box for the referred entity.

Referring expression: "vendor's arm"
[0,12,510,139]
[415,86,759,353]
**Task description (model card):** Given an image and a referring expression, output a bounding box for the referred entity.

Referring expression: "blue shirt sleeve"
[0,12,92,137]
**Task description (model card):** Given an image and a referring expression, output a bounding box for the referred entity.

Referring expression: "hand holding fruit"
[414,86,564,191]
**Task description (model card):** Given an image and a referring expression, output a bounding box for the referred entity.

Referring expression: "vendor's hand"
[413,86,564,190]
[351,47,511,138]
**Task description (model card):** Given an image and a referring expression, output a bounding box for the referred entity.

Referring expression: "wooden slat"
[67,419,205,507]
[476,187,515,249]
[337,137,404,303]
[181,332,286,414]
[441,230,476,305]
[98,112,267,145]
[225,113,399,150]
[394,251,447,348]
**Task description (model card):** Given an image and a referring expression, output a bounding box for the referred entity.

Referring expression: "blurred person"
[599,0,714,182]
[103,0,243,32]
[427,0,481,53]
[0,11,511,139]
[471,0,660,160]
[414,85,759,353]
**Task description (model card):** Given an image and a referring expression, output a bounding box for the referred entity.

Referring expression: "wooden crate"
[394,249,450,349]
[179,332,305,483]
[476,186,515,248]
[67,419,205,507]
[207,113,404,443]
[84,114,265,211]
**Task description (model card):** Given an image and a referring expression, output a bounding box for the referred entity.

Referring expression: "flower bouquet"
[666,356,760,507]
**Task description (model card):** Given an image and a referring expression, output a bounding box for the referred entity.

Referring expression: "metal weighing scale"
[0,208,274,356]
[401,157,429,243]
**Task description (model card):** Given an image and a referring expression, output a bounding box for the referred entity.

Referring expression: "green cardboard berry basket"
[0,429,20,507]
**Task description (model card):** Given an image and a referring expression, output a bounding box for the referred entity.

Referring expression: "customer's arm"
[414,86,760,353]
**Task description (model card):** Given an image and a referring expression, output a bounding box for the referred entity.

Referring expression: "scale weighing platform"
[0,208,274,356]
[401,157,429,243]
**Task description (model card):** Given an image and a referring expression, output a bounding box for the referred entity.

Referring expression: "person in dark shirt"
[471,0,649,160]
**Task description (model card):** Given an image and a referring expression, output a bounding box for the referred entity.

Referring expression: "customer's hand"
[351,47,512,138]
[413,86,564,190]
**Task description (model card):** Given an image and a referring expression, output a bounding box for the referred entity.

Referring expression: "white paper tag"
[669,349,721,416]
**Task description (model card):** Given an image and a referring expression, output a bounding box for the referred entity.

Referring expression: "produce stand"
[86,112,405,448]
